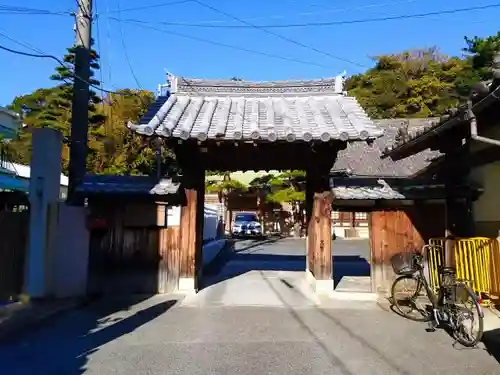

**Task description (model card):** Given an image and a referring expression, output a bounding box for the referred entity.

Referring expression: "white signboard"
[167,206,181,227]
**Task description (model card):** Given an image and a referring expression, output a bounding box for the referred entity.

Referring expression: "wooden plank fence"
[0,211,29,300]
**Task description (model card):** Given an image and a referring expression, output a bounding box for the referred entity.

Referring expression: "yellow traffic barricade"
[426,237,498,306]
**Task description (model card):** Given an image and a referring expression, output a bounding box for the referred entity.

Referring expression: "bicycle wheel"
[451,283,484,347]
[391,275,433,322]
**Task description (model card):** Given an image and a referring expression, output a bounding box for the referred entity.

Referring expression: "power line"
[190,0,366,68]
[0,39,124,95]
[116,0,144,89]
[0,5,71,16]
[137,3,500,29]
[168,0,419,25]
[0,28,47,55]
[101,0,192,14]
[111,18,339,70]
[94,0,105,98]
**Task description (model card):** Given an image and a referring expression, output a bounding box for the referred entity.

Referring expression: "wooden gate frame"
[172,141,340,293]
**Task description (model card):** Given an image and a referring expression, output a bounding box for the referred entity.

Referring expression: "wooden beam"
[169,139,344,171]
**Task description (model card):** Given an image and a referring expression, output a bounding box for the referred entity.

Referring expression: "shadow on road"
[0,295,177,374]
[482,328,500,364]
[203,237,370,289]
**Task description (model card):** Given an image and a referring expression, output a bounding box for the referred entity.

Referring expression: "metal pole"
[67,0,92,205]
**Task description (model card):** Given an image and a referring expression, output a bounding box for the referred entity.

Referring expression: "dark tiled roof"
[332,118,441,177]
[129,75,383,143]
[331,177,481,201]
[333,184,405,200]
[76,175,181,196]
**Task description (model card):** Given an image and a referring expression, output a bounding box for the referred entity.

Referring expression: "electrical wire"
[116,0,144,89]
[166,0,419,25]
[190,0,367,68]
[101,0,192,14]
[110,18,338,70]
[101,0,115,137]
[0,5,71,16]
[0,41,124,95]
[0,28,47,55]
[136,3,500,29]
[94,0,105,99]
[103,0,114,87]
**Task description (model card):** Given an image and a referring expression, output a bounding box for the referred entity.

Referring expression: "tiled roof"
[332,118,441,177]
[331,177,481,201]
[174,76,346,96]
[333,184,405,200]
[129,75,383,143]
[76,175,181,196]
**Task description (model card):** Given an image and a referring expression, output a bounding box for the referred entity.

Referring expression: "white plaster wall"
[471,161,500,223]
[25,128,63,298]
[204,204,219,241]
[52,204,90,298]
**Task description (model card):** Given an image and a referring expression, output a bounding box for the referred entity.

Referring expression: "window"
[354,212,367,220]
[234,213,258,222]
[332,211,340,219]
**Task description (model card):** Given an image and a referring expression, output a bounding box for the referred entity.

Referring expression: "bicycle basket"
[390,252,418,275]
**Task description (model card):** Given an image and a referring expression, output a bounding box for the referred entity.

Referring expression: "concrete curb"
[0,297,91,343]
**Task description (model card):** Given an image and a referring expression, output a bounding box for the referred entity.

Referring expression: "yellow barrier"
[427,237,498,306]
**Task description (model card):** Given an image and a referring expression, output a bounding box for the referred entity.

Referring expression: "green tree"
[7,40,106,172]
[250,170,306,233]
[454,32,500,97]
[206,173,247,204]
[91,89,164,175]
[7,88,57,164]
[345,47,465,119]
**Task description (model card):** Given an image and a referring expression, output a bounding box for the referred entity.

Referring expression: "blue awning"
[0,173,29,192]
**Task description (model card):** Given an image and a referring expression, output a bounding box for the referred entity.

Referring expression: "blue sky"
[0,0,499,105]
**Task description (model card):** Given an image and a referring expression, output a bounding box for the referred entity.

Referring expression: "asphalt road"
[2,238,499,374]
[232,237,370,258]
[203,237,371,290]
[2,295,499,375]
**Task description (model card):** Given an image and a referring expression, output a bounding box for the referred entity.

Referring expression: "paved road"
[2,238,499,374]
[227,237,370,258]
[2,296,499,374]
[201,237,371,297]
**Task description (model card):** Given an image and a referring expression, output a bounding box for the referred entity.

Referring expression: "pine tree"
[40,38,105,134]
[32,38,106,171]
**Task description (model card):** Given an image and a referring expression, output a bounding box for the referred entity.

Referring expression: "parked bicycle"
[390,246,484,347]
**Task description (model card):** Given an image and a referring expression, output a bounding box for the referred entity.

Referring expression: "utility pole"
[67,0,92,205]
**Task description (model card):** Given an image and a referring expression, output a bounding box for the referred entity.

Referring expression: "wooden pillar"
[306,166,333,293]
[178,148,205,293]
[305,173,314,272]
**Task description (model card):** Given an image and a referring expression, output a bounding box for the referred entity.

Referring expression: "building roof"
[332,118,441,177]
[129,75,383,143]
[0,106,22,139]
[76,175,180,196]
[331,177,481,201]
[0,171,29,192]
[2,161,68,186]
